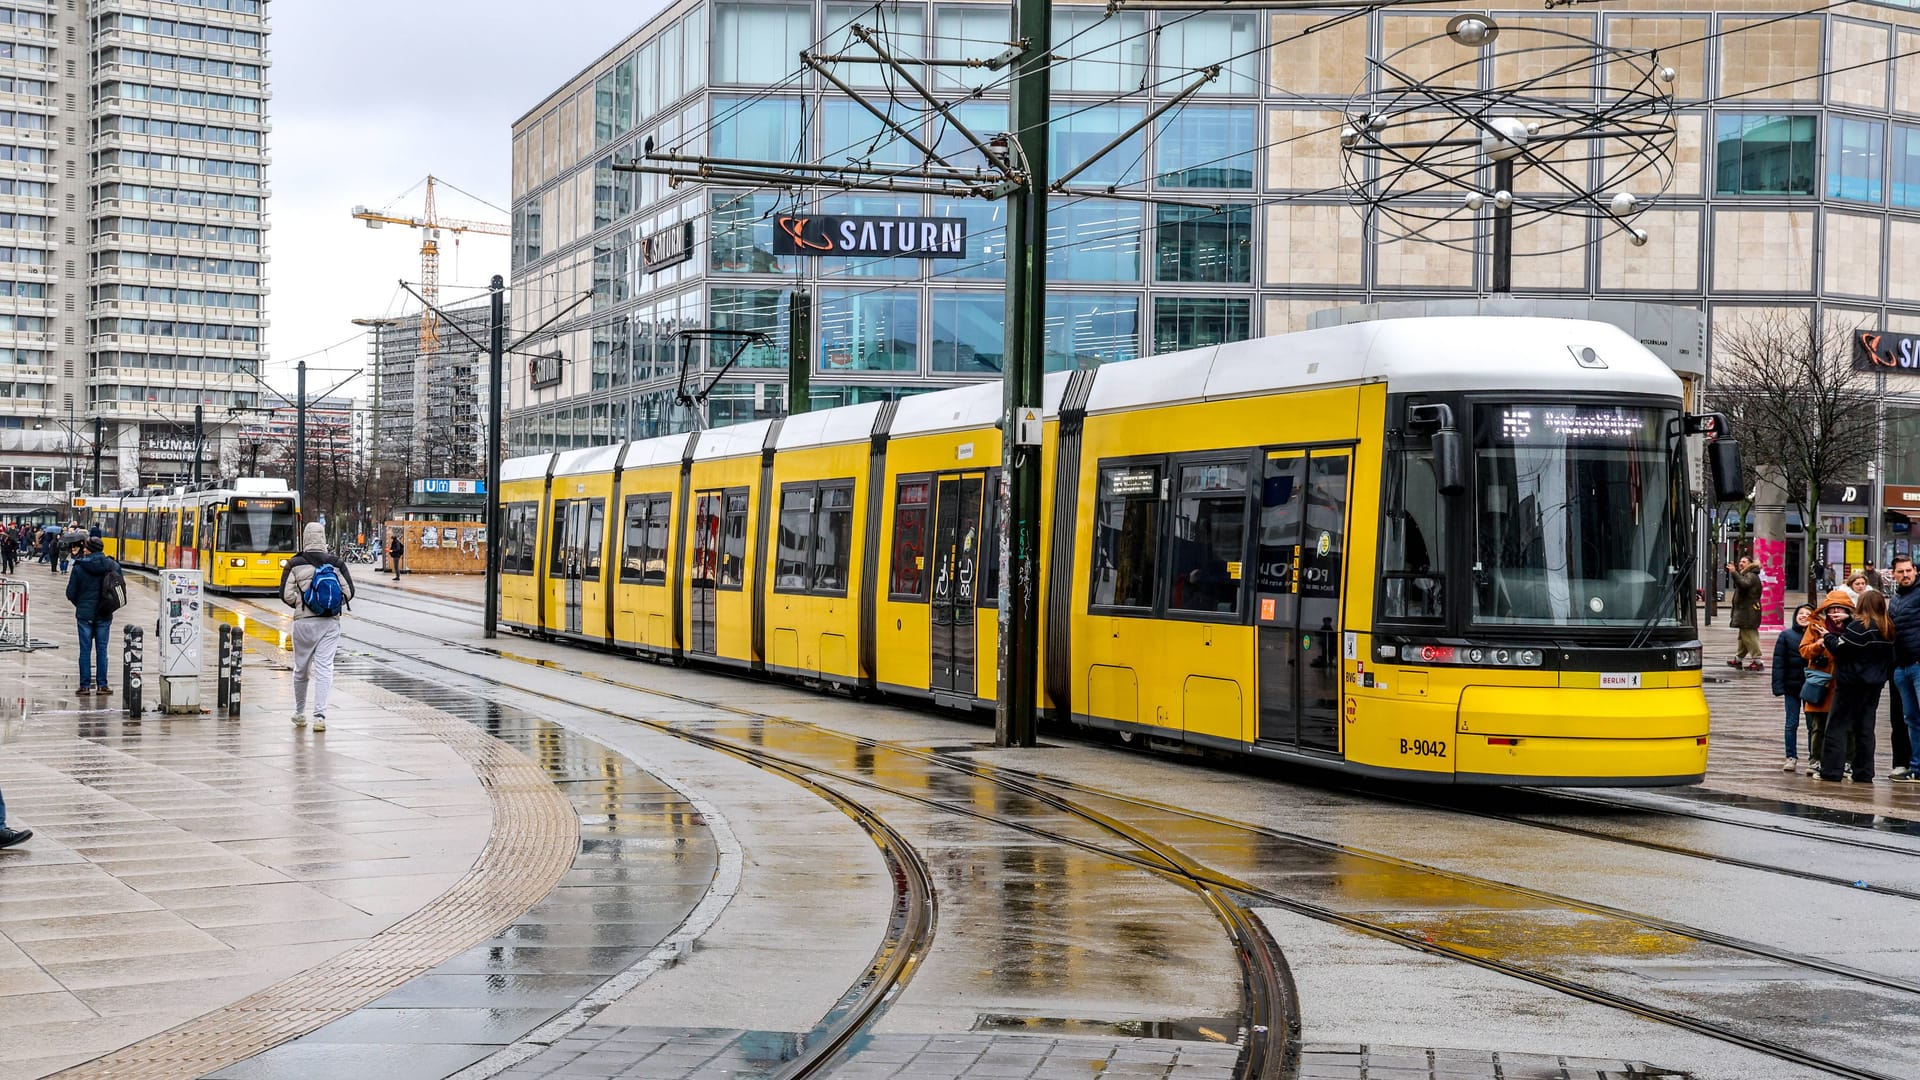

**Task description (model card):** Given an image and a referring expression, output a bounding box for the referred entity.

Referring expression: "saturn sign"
[772,214,968,259]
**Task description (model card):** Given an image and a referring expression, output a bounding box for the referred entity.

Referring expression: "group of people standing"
[1737,553,1920,784]
[0,520,101,576]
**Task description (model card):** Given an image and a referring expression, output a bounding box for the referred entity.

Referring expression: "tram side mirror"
[1432,428,1466,497]
[1708,438,1745,503]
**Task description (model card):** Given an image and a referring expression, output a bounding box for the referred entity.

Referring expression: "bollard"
[227,627,241,717]
[122,625,143,716]
[216,624,232,713]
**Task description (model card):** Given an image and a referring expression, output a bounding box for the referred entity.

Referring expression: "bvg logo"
[775,216,834,252]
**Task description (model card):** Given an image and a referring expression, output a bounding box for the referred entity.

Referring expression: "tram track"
[243,589,1917,1080]
[204,586,1301,1080]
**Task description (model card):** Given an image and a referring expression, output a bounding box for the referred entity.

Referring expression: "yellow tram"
[501,316,1740,786]
[90,478,300,594]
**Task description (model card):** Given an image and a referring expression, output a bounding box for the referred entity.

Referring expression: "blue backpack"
[302,562,346,618]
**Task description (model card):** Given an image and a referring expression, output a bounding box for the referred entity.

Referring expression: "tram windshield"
[1471,403,1685,628]
[221,497,297,553]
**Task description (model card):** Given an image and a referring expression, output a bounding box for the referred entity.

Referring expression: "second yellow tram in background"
[89,478,300,594]
[501,316,1727,786]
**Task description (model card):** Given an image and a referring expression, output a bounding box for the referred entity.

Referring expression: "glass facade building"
[509,1,1920,458]
[0,0,269,515]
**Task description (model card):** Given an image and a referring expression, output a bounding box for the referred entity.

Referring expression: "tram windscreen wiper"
[1630,550,1695,651]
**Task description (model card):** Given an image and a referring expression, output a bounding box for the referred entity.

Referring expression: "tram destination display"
[1491,405,1654,445]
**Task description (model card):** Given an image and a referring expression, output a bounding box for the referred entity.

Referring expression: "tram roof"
[1085,316,1683,417]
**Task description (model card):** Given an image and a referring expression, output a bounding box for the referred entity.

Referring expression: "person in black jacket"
[1886,555,1920,782]
[64,538,119,696]
[0,528,15,574]
[1773,603,1814,772]
[1821,588,1898,783]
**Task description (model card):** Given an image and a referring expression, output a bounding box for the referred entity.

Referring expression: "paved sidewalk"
[0,571,714,1080]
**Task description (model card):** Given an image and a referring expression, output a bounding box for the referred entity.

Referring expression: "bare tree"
[1708,309,1880,603]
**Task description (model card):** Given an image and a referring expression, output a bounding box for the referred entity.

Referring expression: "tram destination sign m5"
[1854,329,1920,374]
[773,215,968,259]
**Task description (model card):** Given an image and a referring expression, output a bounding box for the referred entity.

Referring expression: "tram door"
[689,491,724,655]
[1255,451,1350,753]
[930,474,984,697]
[556,499,596,635]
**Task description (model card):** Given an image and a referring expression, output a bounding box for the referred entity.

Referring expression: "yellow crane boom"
[351,175,509,353]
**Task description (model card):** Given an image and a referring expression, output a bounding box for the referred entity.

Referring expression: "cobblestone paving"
[489,1030,1684,1080]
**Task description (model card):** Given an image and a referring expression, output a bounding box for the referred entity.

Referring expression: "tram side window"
[1091,463,1161,611]
[583,501,606,577]
[776,487,812,591]
[721,491,748,588]
[891,476,931,600]
[1381,446,1446,621]
[813,483,854,594]
[1168,461,1248,616]
[501,504,533,574]
[621,494,672,583]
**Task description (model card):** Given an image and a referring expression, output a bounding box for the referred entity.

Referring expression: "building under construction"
[368,299,501,484]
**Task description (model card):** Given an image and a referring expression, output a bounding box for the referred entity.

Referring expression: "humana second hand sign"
[772,214,969,258]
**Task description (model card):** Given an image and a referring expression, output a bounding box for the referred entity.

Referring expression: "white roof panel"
[502,454,554,482]
[1084,345,1221,415]
[890,381,1003,439]
[1042,369,1072,413]
[554,443,625,477]
[776,400,883,450]
[693,419,776,461]
[622,433,692,470]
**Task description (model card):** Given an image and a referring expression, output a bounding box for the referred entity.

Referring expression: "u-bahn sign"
[773,214,968,258]
[1854,329,1920,374]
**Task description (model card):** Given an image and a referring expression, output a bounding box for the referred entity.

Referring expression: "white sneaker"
[1892,767,1912,780]
[1783,758,1797,772]
[291,713,306,727]
[311,716,326,732]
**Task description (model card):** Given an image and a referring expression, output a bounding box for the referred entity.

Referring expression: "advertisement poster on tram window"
[1754,537,1786,633]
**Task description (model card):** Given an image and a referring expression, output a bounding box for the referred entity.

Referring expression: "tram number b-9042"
[1400,738,1448,759]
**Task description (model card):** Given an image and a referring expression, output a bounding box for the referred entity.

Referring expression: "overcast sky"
[264,1,660,398]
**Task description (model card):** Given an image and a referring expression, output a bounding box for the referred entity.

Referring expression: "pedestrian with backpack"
[65,538,123,696]
[279,522,354,732]
[387,531,404,581]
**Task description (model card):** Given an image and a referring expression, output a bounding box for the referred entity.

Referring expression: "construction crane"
[351,175,509,353]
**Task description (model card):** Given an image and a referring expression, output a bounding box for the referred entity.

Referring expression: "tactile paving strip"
[53,672,582,1079]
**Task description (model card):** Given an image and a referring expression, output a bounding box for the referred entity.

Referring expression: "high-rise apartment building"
[0,0,269,520]
[368,298,499,484]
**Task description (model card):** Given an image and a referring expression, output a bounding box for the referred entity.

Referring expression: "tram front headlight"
[278,558,288,568]
[1673,647,1702,669]
[230,557,246,568]
[1406,642,1544,668]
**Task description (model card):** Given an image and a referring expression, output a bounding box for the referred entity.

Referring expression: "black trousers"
[1824,680,1884,781]
[1894,688,1912,769]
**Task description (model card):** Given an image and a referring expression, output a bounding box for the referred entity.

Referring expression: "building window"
[823,3,925,90]
[932,101,1012,171]
[712,2,811,85]
[935,7,1007,93]
[1045,293,1139,371]
[1153,297,1250,353]
[930,293,1005,374]
[1050,104,1146,188]
[1155,12,1259,95]
[1154,204,1251,283]
[820,290,919,373]
[822,100,921,171]
[1714,114,1816,196]
[1053,9,1147,93]
[1896,126,1920,209]
[931,197,1005,279]
[1829,116,1884,203]
[1048,200,1142,282]
[710,191,801,274]
[709,289,792,369]
[1155,106,1256,189]
[712,95,805,163]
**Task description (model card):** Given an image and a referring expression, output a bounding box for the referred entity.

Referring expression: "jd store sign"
[772,214,968,259]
